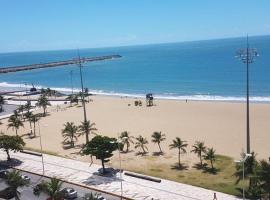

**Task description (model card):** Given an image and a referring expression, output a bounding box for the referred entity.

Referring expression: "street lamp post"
[118,144,123,200]
[111,137,127,200]
[236,35,259,154]
[37,121,45,176]
[235,153,252,200]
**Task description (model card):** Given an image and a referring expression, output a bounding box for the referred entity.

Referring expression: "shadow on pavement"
[0,158,23,168]
[82,168,122,186]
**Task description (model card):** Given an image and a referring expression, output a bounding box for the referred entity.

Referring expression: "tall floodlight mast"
[70,70,74,95]
[76,52,87,124]
[236,35,259,154]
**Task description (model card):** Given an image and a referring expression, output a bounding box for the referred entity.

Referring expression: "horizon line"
[0,34,269,54]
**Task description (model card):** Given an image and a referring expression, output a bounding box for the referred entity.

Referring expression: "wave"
[1,82,270,103]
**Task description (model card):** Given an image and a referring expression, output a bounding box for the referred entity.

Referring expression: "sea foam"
[1,82,270,103]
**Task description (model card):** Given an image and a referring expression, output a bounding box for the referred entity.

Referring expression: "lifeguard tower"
[146,93,154,107]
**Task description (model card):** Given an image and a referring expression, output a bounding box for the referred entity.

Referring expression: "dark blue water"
[0,36,270,101]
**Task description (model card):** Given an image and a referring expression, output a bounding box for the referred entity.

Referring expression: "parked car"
[20,174,31,181]
[60,187,77,199]
[0,187,15,199]
[0,170,9,179]
[96,194,106,200]
[33,183,42,195]
[78,193,106,200]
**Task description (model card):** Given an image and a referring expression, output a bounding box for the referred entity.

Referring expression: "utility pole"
[236,35,259,154]
[77,52,87,124]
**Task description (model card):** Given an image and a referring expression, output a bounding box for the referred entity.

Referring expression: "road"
[0,167,120,200]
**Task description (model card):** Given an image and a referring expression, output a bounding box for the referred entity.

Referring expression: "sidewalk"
[0,151,241,200]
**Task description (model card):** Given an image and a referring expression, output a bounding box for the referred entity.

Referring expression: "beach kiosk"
[146,93,154,106]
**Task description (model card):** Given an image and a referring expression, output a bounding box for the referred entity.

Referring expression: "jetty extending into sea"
[0,55,121,74]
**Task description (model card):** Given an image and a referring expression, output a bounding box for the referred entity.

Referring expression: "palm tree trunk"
[6,149,11,161]
[211,160,214,170]
[85,131,89,143]
[15,192,20,200]
[199,153,202,167]
[126,143,129,152]
[71,137,74,147]
[158,142,162,153]
[142,145,146,153]
[33,122,36,137]
[29,120,32,130]
[15,129,18,136]
[178,150,181,167]
[101,159,106,174]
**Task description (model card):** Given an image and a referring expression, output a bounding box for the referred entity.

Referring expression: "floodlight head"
[234,160,241,163]
[236,48,259,64]
[242,153,252,162]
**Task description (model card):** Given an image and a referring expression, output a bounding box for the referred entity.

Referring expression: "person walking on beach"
[213,192,217,200]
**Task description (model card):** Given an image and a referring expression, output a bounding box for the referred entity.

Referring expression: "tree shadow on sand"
[192,163,208,170]
[35,113,50,118]
[192,163,220,174]
[69,144,86,156]
[152,152,164,156]
[120,150,134,154]
[202,165,220,174]
[171,163,188,171]
[21,133,38,139]
[135,152,148,156]
[61,141,74,150]
[20,133,32,138]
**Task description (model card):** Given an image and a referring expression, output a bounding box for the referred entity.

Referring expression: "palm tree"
[135,135,148,154]
[169,137,188,168]
[24,101,32,113]
[235,152,258,186]
[204,147,216,170]
[258,159,270,198]
[191,141,207,167]
[36,95,51,116]
[6,170,30,200]
[78,120,97,143]
[16,105,25,120]
[34,177,63,200]
[24,111,33,132]
[62,122,78,147]
[7,115,24,136]
[13,110,19,119]
[66,94,79,106]
[45,177,63,200]
[83,193,102,200]
[151,131,166,153]
[119,131,134,152]
[30,114,40,137]
[0,95,4,112]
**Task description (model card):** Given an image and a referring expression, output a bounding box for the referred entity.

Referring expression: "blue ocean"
[0,36,270,102]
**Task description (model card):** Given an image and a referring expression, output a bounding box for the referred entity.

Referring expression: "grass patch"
[24,146,61,157]
[125,155,247,196]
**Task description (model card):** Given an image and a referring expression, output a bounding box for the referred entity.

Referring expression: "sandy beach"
[1,96,270,171]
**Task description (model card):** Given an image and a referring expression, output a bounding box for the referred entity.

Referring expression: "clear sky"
[0,0,270,53]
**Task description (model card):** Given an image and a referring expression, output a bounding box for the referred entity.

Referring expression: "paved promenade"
[0,151,241,200]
